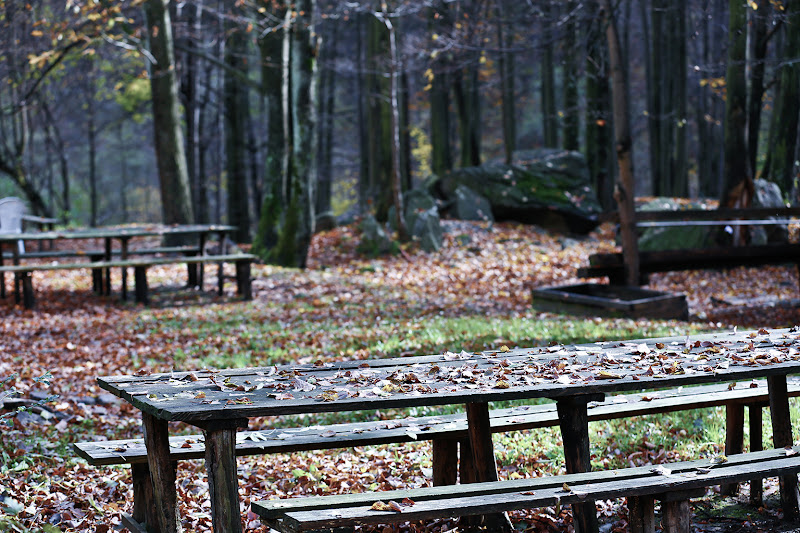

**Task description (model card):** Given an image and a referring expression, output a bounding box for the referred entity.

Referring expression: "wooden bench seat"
[2,253,255,308]
[74,379,800,533]
[578,243,800,284]
[253,447,800,533]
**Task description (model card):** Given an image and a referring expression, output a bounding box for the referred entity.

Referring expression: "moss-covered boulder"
[438,149,601,234]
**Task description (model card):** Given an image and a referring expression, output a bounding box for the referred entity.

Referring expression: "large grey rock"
[751,179,788,245]
[358,215,393,257]
[636,198,717,251]
[412,207,443,252]
[438,149,601,233]
[404,188,437,232]
[453,185,494,223]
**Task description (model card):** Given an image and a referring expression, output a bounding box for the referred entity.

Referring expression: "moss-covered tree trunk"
[253,1,287,259]
[721,0,751,208]
[365,13,393,221]
[496,2,516,164]
[762,1,800,197]
[268,0,317,268]
[429,2,453,177]
[561,0,580,152]
[585,0,614,210]
[541,1,558,148]
[454,60,482,167]
[144,0,195,234]
[224,10,251,243]
[316,15,337,218]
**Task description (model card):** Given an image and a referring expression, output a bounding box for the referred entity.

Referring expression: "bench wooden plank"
[257,447,800,531]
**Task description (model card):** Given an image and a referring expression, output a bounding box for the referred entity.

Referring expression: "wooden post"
[601,0,639,286]
[557,395,602,533]
[465,402,512,532]
[142,412,182,533]
[767,375,800,520]
[432,438,458,486]
[203,420,247,533]
[198,233,207,289]
[749,404,764,506]
[721,403,744,495]
[627,496,655,533]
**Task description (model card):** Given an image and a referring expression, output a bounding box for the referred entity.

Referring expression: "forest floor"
[2,219,800,532]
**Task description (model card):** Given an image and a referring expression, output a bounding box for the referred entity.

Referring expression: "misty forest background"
[2,0,800,267]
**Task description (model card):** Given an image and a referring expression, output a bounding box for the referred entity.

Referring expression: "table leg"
[768,375,800,520]
[205,425,244,533]
[142,413,181,533]
[121,237,129,301]
[465,402,513,532]
[104,237,112,295]
[749,404,764,506]
[722,403,744,495]
[198,233,207,289]
[557,395,601,533]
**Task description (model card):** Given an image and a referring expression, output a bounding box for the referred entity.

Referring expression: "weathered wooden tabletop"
[99,327,800,422]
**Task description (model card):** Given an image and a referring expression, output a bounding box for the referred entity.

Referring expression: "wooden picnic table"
[97,328,800,533]
[0,224,235,300]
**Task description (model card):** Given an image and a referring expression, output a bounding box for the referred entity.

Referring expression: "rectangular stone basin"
[532,283,688,320]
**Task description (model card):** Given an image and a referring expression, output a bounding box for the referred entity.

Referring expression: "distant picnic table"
[0,224,255,307]
[97,328,800,533]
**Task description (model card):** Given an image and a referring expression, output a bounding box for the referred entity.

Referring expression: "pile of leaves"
[1,220,799,532]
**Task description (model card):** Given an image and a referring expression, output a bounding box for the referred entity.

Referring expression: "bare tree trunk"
[382,11,408,242]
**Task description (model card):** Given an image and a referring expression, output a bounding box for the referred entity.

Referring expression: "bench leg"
[627,496,655,533]
[131,462,160,532]
[235,260,252,300]
[722,403,745,495]
[432,438,458,486]
[661,499,691,533]
[767,375,800,520]
[134,266,149,305]
[749,404,764,506]
[457,438,477,485]
[142,413,182,533]
[557,396,600,533]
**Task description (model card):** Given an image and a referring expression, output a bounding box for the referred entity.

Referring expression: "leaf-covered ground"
[2,220,800,532]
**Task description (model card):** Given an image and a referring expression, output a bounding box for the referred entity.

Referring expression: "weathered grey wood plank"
[255,446,799,519]
[265,448,800,530]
